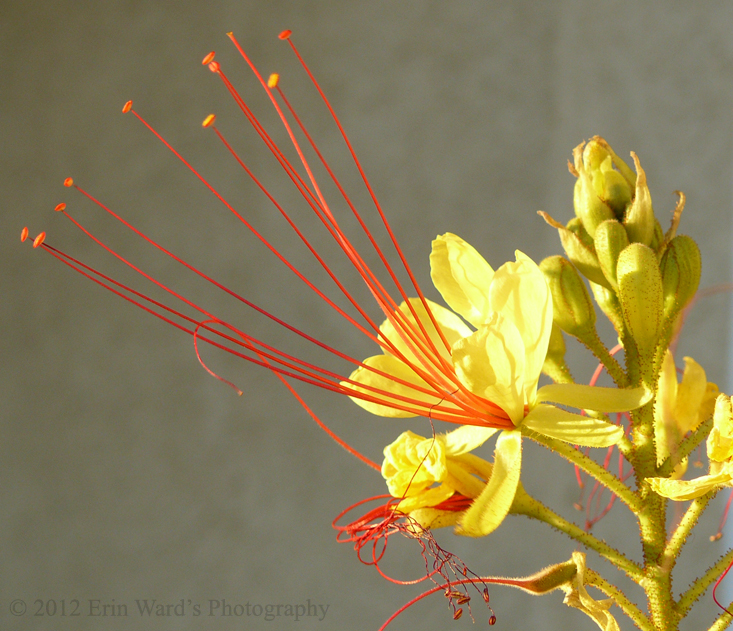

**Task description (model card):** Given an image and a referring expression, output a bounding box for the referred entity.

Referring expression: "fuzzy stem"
[523,429,643,514]
[585,568,654,631]
[677,547,733,617]
[511,488,643,581]
[663,491,717,570]
[709,605,733,631]
[657,416,714,478]
[582,332,629,388]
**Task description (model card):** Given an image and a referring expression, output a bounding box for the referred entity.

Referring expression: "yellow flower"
[653,350,719,477]
[346,234,649,535]
[649,394,733,501]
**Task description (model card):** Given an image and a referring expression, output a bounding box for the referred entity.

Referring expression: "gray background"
[4,2,733,630]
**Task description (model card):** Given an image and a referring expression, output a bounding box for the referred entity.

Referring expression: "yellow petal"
[397,484,455,512]
[654,350,678,465]
[379,298,472,365]
[523,405,624,447]
[343,354,443,418]
[430,233,494,328]
[561,552,621,631]
[408,507,462,530]
[452,312,526,424]
[536,383,651,412]
[458,430,522,537]
[443,425,498,456]
[674,356,708,434]
[488,251,552,402]
[648,469,733,501]
[382,431,447,496]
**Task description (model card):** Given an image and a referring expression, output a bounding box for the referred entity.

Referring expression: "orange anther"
[63,177,74,187]
[202,114,216,128]
[267,73,280,89]
[208,61,220,73]
[122,100,133,113]
[20,227,28,242]
[452,608,463,621]
[489,615,497,625]
[202,51,215,65]
[33,232,46,248]
[54,203,66,212]
[278,29,292,40]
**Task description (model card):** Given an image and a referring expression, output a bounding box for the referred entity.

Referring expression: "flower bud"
[572,142,616,236]
[623,152,655,246]
[593,219,629,291]
[659,234,701,321]
[589,281,625,335]
[616,243,663,357]
[539,256,596,339]
[538,212,610,290]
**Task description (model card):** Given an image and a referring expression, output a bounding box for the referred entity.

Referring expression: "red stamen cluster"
[333,495,496,627]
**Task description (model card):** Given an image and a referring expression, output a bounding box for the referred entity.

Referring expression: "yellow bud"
[589,281,625,335]
[623,152,655,246]
[572,142,616,236]
[540,256,596,338]
[594,219,629,290]
[616,243,663,356]
[538,212,610,289]
[508,559,578,595]
[660,235,701,321]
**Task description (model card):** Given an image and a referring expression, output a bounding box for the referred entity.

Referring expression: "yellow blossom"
[347,234,649,535]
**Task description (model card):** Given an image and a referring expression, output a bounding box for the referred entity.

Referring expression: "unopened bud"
[659,235,701,321]
[540,256,596,339]
[623,152,655,246]
[589,281,625,335]
[538,212,610,290]
[572,142,615,236]
[617,243,663,357]
[593,219,629,291]
[509,559,579,595]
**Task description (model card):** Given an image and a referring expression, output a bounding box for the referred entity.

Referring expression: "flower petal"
[430,233,495,327]
[648,469,733,501]
[343,354,441,418]
[536,383,651,412]
[488,251,552,402]
[443,425,498,456]
[379,298,472,364]
[458,430,522,537]
[523,404,624,447]
[675,356,708,433]
[452,312,526,424]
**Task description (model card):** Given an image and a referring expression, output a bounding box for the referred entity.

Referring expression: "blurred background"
[3,2,733,630]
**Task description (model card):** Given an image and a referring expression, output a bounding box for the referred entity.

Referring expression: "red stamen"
[54,203,66,212]
[267,73,279,88]
[33,232,46,248]
[201,114,216,128]
[201,51,215,65]
[20,227,28,242]
[278,29,292,40]
[63,177,74,187]
[122,100,133,114]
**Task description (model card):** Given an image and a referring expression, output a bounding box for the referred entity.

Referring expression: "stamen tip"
[54,202,66,212]
[202,51,215,65]
[278,29,292,40]
[33,232,46,248]
[20,226,28,242]
[267,73,279,89]
[208,60,220,73]
[202,114,216,128]
[122,100,133,114]
[63,177,74,187]
[489,614,497,625]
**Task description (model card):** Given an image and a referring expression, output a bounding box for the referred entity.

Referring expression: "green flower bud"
[623,152,655,246]
[594,219,629,291]
[616,243,663,357]
[572,142,616,236]
[542,323,572,384]
[660,234,701,321]
[538,212,611,290]
[540,256,596,339]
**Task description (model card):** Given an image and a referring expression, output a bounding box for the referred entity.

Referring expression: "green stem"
[511,489,643,581]
[523,429,643,514]
[582,331,629,388]
[709,604,733,631]
[677,547,733,618]
[585,568,654,631]
[663,492,717,570]
[657,417,714,478]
